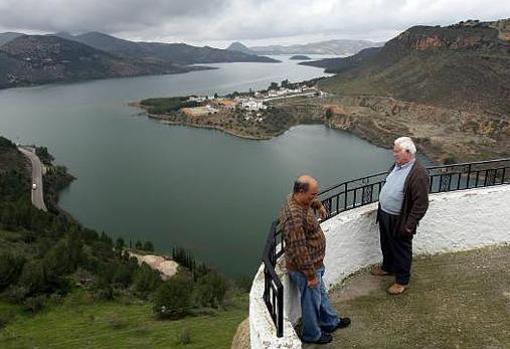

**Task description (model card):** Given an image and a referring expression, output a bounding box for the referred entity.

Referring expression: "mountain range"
[0,31,278,89]
[227,39,384,56]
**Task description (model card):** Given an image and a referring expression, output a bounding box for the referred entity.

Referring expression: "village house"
[241,99,267,111]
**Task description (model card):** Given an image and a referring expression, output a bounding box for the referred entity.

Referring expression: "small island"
[290,55,312,60]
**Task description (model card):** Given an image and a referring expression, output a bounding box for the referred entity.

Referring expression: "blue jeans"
[289,267,340,342]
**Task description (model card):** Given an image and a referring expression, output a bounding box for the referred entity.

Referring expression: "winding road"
[18,146,47,212]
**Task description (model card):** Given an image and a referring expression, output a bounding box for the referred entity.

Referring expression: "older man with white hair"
[371,137,429,295]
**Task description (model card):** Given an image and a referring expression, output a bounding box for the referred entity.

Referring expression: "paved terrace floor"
[305,245,510,349]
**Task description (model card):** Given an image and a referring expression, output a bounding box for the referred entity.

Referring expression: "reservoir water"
[0,55,396,277]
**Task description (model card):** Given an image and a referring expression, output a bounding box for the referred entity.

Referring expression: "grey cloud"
[0,0,509,44]
[0,0,227,34]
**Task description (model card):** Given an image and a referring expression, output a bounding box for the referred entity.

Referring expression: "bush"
[0,253,26,291]
[177,328,192,345]
[94,278,114,301]
[1,285,29,304]
[107,313,128,330]
[133,264,162,299]
[194,271,228,308]
[23,295,47,313]
[112,262,136,288]
[18,261,47,296]
[0,315,9,329]
[153,276,193,319]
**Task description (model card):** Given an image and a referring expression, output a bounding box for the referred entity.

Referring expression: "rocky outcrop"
[128,252,179,280]
[321,95,510,163]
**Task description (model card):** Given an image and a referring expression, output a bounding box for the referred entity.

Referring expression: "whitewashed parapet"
[249,185,510,349]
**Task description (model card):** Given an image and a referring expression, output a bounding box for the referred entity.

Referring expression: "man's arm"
[405,169,429,233]
[311,199,328,220]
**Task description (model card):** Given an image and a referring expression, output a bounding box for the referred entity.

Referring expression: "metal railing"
[261,158,510,337]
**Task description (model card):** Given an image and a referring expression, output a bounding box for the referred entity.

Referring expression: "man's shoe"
[302,333,332,345]
[387,283,408,295]
[324,317,351,333]
[370,265,392,276]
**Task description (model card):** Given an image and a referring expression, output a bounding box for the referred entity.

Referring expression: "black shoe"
[302,333,332,345]
[324,317,351,333]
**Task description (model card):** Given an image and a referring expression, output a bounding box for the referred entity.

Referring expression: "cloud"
[0,0,509,45]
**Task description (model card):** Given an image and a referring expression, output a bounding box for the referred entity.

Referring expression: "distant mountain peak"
[226,41,254,55]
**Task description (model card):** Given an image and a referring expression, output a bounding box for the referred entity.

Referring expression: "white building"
[241,100,267,111]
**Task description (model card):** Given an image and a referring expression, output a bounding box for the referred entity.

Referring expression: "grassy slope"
[0,289,247,348]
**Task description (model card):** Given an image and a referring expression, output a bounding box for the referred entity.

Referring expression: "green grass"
[0,289,248,348]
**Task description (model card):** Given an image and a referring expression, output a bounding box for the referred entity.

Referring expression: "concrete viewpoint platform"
[249,185,510,348]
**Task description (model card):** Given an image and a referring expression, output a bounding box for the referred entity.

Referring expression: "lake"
[0,55,396,277]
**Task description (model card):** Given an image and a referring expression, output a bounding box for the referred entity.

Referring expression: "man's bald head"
[293,175,318,194]
[293,175,319,206]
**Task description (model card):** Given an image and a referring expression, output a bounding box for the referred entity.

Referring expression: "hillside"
[0,35,200,89]
[59,32,279,64]
[247,39,384,55]
[318,19,510,115]
[0,32,23,46]
[300,47,381,72]
[0,135,247,347]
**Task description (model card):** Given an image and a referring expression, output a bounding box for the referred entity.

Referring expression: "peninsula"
[133,79,325,141]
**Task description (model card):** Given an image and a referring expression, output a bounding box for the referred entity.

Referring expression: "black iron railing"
[261,158,510,337]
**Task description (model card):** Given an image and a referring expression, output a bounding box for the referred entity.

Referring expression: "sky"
[0,0,509,48]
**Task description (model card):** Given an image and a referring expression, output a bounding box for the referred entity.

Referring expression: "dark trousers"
[378,209,413,285]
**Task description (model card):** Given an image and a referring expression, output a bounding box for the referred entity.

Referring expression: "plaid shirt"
[278,195,326,280]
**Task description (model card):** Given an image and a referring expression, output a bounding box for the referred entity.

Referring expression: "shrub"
[177,328,192,345]
[153,276,193,319]
[0,253,26,291]
[112,262,136,288]
[133,264,162,299]
[18,261,47,296]
[23,295,47,313]
[1,285,29,304]
[107,313,128,330]
[0,315,9,329]
[93,279,114,301]
[194,271,228,308]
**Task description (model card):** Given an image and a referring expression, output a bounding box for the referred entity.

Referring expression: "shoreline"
[130,91,510,164]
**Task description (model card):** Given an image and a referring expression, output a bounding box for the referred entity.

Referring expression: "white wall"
[249,185,510,349]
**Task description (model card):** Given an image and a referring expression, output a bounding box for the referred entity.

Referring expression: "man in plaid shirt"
[279,175,350,345]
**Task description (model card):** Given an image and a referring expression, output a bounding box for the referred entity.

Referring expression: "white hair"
[394,136,416,155]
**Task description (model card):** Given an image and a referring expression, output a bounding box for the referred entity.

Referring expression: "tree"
[135,240,143,250]
[115,238,125,252]
[268,82,279,90]
[143,241,154,252]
